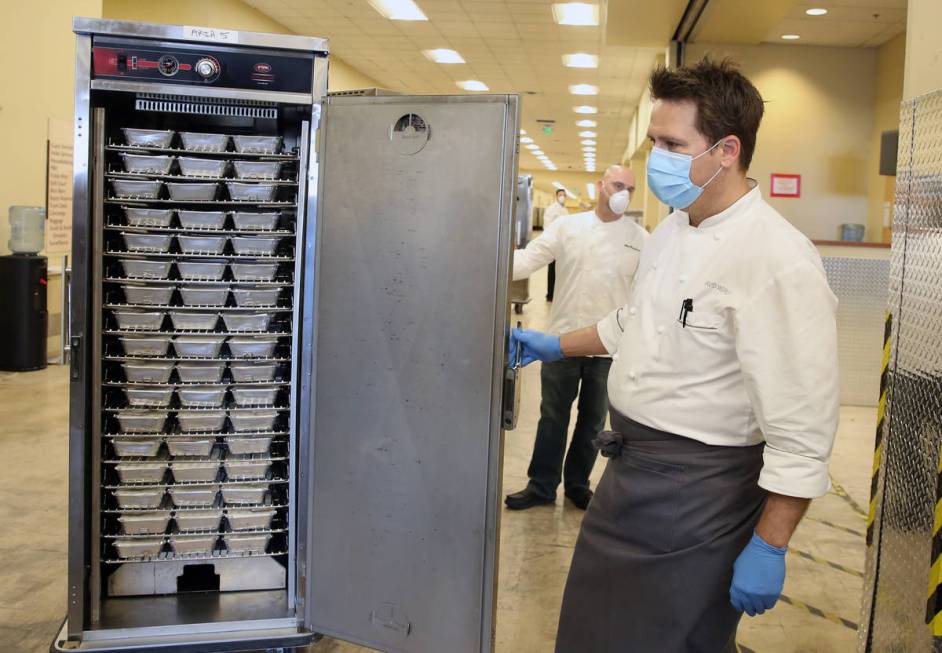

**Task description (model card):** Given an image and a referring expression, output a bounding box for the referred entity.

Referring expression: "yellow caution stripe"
[735,644,759,653]
[829,476,867,519]
[867,312,893,546]
[926,441,942,631]
[804,516,864,539]
[778,594,858,631]
[790,548,864,578]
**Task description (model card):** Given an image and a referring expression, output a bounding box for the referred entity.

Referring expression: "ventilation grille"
[135,93,278,119]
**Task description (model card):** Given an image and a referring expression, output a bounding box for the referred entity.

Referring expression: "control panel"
[91,37,314,94]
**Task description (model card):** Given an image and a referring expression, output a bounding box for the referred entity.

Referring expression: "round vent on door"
[390,113,430,155]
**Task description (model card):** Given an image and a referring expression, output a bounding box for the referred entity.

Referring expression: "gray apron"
[555,410,765,653]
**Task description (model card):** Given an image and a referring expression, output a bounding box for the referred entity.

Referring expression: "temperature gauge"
[158,54,179,77]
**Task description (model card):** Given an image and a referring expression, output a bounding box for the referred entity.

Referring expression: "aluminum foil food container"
[122,361,173,383]
[232,135,282,154]
[120,258,172,280]
[176,210,227,230]
[231,212,279,231]
[224,533,271,554]
[175,362,226,384]
[122,128,174,148]
[231,286,281,308]
[173,335,226,358]
[115,462,169,484]
[231,386,278,406]
[122,232,173,253]
[179,131,229,153]
[230,236,280,256]
[166,438,214,457]
[170,535,218,556]
[121,153,173,174]
[123,207,174,228]
[118,511,171,535]
[114,537,165,559]
[179,285,229,306]
[227,182,276,202]
[232,160,283,179]
[224,436,273,455]
[224,460,271,480]
[222,484,268,505]
[112,179,162,199]
[176,409,226,432]
[169,311,219,331]
[121,285,174,306]
[168,485,219,507]
[177,234,227,255]
[167,182,219,201]
[176,260,227,281]
[227,337,278,359]
[114,310,166,330]
[176,156,227,178]
[223,312,272,332]
[229,262,278,281]
[171,461,221,483]
[114,488,165,509]
[229,362,277,383]
[174,509,223,532]
[120,335,171,357]
[228,409,278,432]
[226,508,276,531]
[116,410,168,433]
[177,387,226,407]
[112,438,162,458]
[123,387,174,408]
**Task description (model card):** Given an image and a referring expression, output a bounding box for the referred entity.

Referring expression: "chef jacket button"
[629,306,637,316]
[713,234,721,241]
[612,353,620,361]
[653,263,658,270]
[628,371,637,380]
[657,326,665,334]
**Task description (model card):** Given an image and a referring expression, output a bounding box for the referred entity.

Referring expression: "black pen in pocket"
[679,298,694,328]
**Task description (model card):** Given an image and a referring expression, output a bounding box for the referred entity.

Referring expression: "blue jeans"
[527,357,612,499]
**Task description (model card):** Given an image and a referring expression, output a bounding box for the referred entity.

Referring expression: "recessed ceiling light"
[569,84,599,96]
[367,0,428,21]
[532,149,544,156]
[781,34,801,40]
[582,146,596,152]
[574,105,598,114]
[423,49,465,64]
[805,8,827,16]
[525,143,539,150]
[457,80,488,91]
[520,136,534,144]
[563,52,599,68]
[552,3,599,26]
[581,139,596,146]
[576,119,597,127]
[520,129,527,135]
[578,130,597,138]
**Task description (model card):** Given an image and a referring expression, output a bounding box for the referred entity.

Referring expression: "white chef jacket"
[596,185,839,498]
[514,210,648,336]
[542,201,569,229]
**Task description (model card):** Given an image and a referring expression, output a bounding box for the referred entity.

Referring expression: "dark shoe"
[565,487,593,510]
[505,487,554,510]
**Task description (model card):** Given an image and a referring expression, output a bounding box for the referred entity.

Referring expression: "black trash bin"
[0,254,48,371]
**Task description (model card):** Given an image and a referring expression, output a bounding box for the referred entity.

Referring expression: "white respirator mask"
[608,189,630,215]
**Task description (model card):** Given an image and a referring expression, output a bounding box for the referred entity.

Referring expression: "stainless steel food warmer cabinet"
[53,18,520,653]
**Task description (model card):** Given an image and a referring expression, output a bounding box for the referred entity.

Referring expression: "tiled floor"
[1,269,872,652]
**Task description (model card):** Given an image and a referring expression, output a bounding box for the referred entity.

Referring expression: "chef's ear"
[720,136,742,169]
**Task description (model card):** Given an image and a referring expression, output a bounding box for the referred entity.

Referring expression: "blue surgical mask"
[647,140,725,209]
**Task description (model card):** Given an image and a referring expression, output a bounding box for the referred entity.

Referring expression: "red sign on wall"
[770,173,801,198]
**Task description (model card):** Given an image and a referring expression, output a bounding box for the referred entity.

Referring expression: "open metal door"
[304,94,519,653]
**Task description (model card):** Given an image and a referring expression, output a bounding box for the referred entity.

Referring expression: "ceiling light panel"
[563,53,599,68]
[581,139,596,146]
[423,49,465,64]
[781,34,800,40]
[520,136,534,143]
[367,0,428,21]
[805,8,827,16]
[574,105,598,114]
[576,120,597,128]
[457,80,489,91]
[569,84,599,96]
[579,131,597,138]
[552,3,599,26]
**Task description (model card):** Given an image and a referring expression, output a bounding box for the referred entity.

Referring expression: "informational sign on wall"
[770,173,801,198]
[46,119,73,254]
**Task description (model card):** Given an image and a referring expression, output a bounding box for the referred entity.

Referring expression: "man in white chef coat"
[541,188,570,301]
[512,59,839,652]
[505,166,648,511]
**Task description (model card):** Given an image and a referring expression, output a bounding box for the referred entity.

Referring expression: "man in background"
[541,188,569,301]
[505,166,647,511]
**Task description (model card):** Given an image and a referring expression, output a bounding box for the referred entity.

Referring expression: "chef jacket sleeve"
[512,221,562,281]
[596,305,628,356]
[734,259,840,499]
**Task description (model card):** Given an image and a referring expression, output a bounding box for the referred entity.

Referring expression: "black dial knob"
[195,58,220,79]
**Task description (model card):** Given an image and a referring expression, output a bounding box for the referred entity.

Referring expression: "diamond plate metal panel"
[863,90,942,653]
[822,256,890,406]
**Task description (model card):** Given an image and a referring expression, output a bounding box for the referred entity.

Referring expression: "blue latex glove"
[730,532,787,617]
[511,327,563,367]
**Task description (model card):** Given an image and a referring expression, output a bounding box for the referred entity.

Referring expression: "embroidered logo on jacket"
[705,280,731,295]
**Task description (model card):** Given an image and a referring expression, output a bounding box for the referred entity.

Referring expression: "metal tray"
[171,461,220,483]
[229,362,277,383]
[112,179,162,199]
[170,535,219,555]
[120,259,172,280]
[122,153,173,175]
[166,438,214,457]
[176,409,227,432]
[177,234,227,254]
[118,511,171,535]
[232,135,282,154]
[227,182,276,202]
[230,236,280,256]
[174,510,223,532]
[225,436,273,455]
[224,533,270,553]
[114,537,165,558]
[123,207,174,228]
[231,212,279,231]
[226,508,276,531]
[231,386,279,406]
[114,488,165,509]
[228,409,279,432]
[177,156,228,178]
[176,362,226,384]
[122,232,173,253]
[229,262,278,282]
[116,410,168,433]
[122,284,174,306]
[112,438,162,458]
[176,260,226,281]
[223,312,271,332]
[227,337,278,359]
[180,132,229,153]
[123,387,174,408]
[123,361,174,383]
[169,486,219,507]
[115,462,168,484]
[222,484,267,505]
[173,335,226,358]
[224,460,270,480]
[177,387,226,407]
[179,285,229,306]
[177,210,227,230]
[120,335,171,357]
[232,160,283,179]
[122,128,174,149]
[231,286,281,307]
[113,310,166,330]
[167,182,219,201]
[169,311,219,331]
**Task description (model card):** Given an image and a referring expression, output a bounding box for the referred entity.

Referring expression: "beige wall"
[102,0,381,92]
[686,42,877,241]
[866,33,906,244]
[0,0,103,255]
[903,0,942,100]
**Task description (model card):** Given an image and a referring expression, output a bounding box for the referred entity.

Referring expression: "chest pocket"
[616,244,642,281]
[677,310,723,330]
